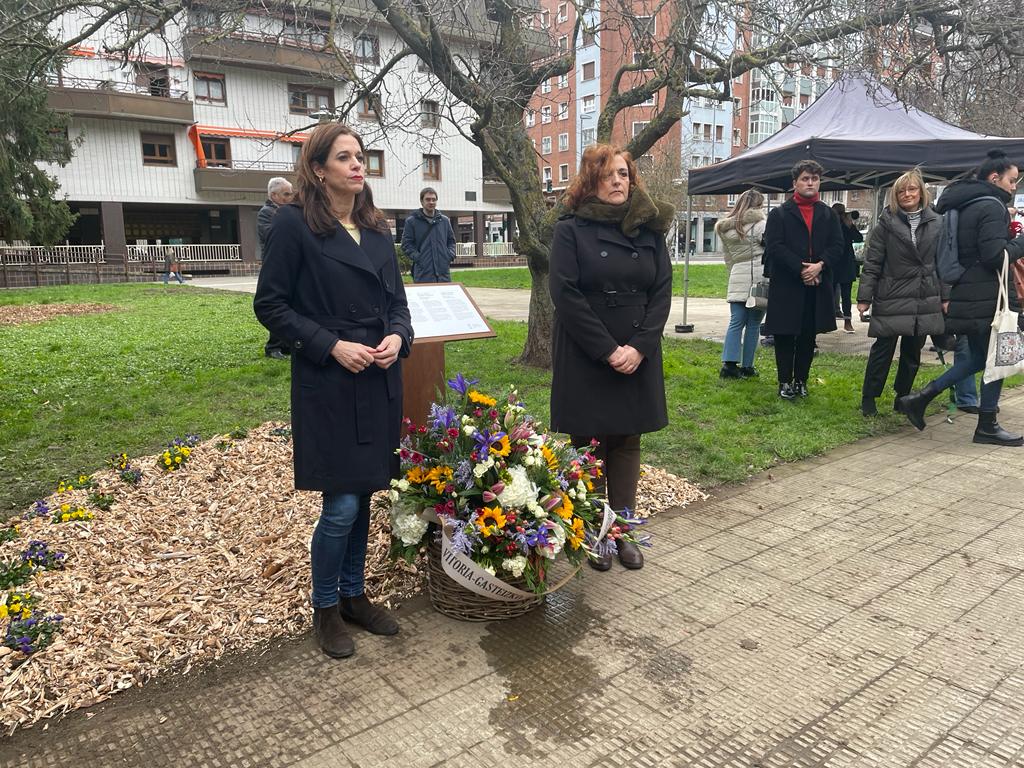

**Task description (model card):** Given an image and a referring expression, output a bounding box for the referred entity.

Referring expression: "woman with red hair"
[549,144,675,571]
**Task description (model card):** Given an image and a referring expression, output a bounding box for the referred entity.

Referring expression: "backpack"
[935,195,1004,284]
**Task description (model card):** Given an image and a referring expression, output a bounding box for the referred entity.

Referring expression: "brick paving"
[3,390,1024,766]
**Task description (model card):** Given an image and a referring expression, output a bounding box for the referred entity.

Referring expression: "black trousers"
[265,333,290,355]
[862,335,925,399]
[571,434,641,513]
[834,282,853,319]
[774,290,817,384]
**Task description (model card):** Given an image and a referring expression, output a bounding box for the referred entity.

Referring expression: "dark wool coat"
[857,206,947,338]
[401,209,457,283]
[549,215,672,436]
[762,199,844,336]
[834,222,864,285]
[257,199,278,249]
[934,179,1024,335]
[253,204,414,493]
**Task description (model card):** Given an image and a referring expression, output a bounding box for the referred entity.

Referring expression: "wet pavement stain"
[480,589,608,759]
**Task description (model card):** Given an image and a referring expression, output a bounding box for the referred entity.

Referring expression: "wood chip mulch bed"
[0,303,117,327]
[0,423,706,734]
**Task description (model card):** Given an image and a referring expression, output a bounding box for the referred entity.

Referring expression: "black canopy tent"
[672,75,1024,332]
[688,74,1024,195]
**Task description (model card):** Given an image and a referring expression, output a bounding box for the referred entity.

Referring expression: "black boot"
[313,606,355,658]
[972,411,1024,446]
[896,381,943,431]
[861,397,877,417]
[339,594,399,635]
[616,540,644,570]
[719,361,741,379]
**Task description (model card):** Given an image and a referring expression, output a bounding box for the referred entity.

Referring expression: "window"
[421,99,440,128]
[141,132,176,166]
[558,36,568,54]
[289,85,333,115]
[582,28,595,46]
[632,14,656,37]
[640,91,656,107]
[283,20,327,48]
[732,128,741,146]
[194,72,225,104]
[543,166,552,186]
[135,63,170,97]
[539,10,549,29]
[541,106,552,124]
[582,94,596,113]
[358,95,379,120]
[558,73,568,89]
[557,3,568,23]
[692,123,701,138]
[541,79,552,94]
[582,61,595,80]
[703,124,711,140]
[558,102,568,120]
[422,154,441,180]
[690,155,702,167]
[541,136,552,154]
[558,132,569,151]
[365,149,384,177]
[715,125,724,141]
[632,121,648,138]
[559,163,569,182]
[291,144,303,164]
[581,128,595,147]
[525,110,535,127]
[354,34,380,65]
[200,137,230,167]
[727,194,737,206]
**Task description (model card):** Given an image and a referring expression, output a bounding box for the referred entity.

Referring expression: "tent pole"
[675,194,694,333]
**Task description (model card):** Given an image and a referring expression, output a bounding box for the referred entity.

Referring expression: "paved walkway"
[3,391,1024,766]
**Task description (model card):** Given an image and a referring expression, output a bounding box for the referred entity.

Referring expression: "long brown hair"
[563,143,645,211]
[717,188,764,238]
[294,122,388,236]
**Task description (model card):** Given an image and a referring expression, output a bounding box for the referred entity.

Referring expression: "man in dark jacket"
[898,151,1024,445]
[763,159,844,399]
[401,187,457,283]
[258,177,293,359]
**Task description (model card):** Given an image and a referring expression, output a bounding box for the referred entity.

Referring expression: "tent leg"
[675,194,694,334]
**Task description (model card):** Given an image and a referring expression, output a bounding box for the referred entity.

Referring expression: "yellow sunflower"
[406,465,430,484]
[554,493,574,520]
[489,435,511,457]
[540,444,559,472]
[427,465,453,493]
[567,517,586,549]
[468,390,498,408]
[476,506,507,537]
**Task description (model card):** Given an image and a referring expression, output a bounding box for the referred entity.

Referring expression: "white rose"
[502,556,528,578]
[397,479,410,491]
[473,457,494,478]
[388,489,400,502]
[463,425,476,435]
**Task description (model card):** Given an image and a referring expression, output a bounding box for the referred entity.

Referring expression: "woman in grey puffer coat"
[856,169,946,416]
[715,189,766,378]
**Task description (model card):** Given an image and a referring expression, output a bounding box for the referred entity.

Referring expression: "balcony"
[47,76,194,124]
[193,159,297,193]
[183,29,349,78]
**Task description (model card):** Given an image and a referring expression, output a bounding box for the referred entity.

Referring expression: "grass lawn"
[1,283,937,515]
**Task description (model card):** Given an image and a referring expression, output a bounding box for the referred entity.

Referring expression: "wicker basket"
[426,536,544,621]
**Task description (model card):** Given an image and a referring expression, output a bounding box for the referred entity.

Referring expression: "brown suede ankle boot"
[339,594,399,636]
[313,606,355,658]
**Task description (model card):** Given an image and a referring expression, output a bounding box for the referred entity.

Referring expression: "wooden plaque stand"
[402,340,447,427]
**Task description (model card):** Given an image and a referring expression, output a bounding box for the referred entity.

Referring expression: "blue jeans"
[722,302,765,368]
[931,331,1002,411]
[310,492,371,608]
[952,336,979,407]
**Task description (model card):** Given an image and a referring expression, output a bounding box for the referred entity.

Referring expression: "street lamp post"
[673,178,694,333]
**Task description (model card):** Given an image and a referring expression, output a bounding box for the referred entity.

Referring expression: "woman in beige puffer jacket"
[715,189,766,378]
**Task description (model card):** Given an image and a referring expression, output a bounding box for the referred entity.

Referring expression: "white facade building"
[42,5,513,265]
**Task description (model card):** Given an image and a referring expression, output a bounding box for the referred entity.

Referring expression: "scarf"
[905,209,922,246]
[794,193,819,234]
[573,187,676,238]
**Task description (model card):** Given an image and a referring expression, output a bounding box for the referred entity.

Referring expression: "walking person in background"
[716,189,767,379]
[254,123,414,658]
[162,245,184,285]
[549,144,674,572]
[857,169,944,416]
[832,203,863,333]
[401,187,457,283]
[762,160,844,399]
[898,150,1024,444]
[257,177,294,360]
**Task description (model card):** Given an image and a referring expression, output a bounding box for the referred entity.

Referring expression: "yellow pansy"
[61,513,70,522]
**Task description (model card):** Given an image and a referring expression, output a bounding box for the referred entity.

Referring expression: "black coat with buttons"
[254,204,414,493]
[548,214,672,436]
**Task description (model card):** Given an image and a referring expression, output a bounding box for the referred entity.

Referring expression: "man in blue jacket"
[402,187,457,283]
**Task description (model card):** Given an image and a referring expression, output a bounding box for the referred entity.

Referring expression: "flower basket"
[425,534,543,621]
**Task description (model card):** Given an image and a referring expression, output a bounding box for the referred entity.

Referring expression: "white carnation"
[389,502,428,546]
[463,425,476,435]
[502,556,528,578]
[499,465,538,509]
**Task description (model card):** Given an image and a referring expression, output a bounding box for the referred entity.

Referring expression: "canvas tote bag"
[983,251,1024,383]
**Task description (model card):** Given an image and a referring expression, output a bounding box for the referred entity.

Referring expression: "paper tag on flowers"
[440,525,537,601]
[595,502,616,543]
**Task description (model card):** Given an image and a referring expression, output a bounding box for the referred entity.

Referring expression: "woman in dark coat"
[898,150,1024,445]
[831,202,864,333]
[762,160,844,399]
[857,169,945,416]
[549,143,674,571]
[254,123,414,658]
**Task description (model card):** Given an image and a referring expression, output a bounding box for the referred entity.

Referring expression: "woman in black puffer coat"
[857,169,945,416]
[898,151,1024,445]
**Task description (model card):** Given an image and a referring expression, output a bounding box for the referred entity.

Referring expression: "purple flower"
[472,429,506,454]
[450,527,476,555]
[429,403,458,433]
[525,528,549,548]
[454,460,474,490]
[446,373,479,395]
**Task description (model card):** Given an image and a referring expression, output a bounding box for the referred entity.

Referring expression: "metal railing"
[455,242,518,259]
[195,159,296,172]
[0,244,105,265]
[48,74,190,101]
[127,244,242,262]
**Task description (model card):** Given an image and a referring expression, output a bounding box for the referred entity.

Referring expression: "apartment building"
[41,4,514,267]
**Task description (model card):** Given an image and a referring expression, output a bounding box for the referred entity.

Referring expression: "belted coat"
[253,204,414,493]
[762,199,844,336]
[548,214,672,436]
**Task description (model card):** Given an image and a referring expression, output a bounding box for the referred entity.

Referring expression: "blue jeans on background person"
[310,492,371,608]
[722,302,765,368]
[929,331,1002,411]
[952,336,979,407]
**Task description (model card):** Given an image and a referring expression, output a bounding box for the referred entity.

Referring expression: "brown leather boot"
[339,594,399,636]
[587,551,613,571]
[617,540,644,570]
[312,606,355,658]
